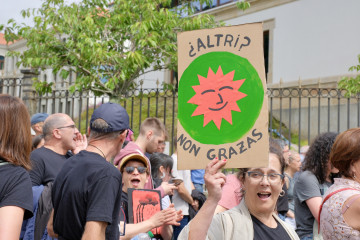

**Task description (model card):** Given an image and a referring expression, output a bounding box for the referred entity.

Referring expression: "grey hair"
[273,138,288,150]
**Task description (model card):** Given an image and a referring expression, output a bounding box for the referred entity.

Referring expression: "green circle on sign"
[178,51,264,145]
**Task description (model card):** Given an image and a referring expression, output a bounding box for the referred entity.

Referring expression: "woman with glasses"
[0,94,33,239]
[178,142,299,240]
[293,132,338,240]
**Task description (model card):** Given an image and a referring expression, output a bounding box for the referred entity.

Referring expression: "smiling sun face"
[187,66,247,130]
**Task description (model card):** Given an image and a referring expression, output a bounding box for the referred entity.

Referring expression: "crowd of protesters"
[0,94,360,240]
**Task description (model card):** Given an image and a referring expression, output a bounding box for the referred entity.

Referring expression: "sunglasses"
[124,166,147,174]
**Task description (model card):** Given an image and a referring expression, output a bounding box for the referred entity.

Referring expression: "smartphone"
[169,178,183,186]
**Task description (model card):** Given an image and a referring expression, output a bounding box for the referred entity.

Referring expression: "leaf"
[236,1,251,11]
[60,69,70,79]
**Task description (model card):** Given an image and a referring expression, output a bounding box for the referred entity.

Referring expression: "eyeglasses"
[57,124,76,129]
[246,171,284,183]
[125,166,147,174]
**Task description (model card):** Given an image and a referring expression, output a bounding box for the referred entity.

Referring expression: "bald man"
[29,113,87,186]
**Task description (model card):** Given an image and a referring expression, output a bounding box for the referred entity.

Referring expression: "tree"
[338,54,360,97]
[2,0,223,97]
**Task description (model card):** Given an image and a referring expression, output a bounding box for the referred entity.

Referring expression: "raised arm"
[120,204,181,240]
[72,132,88,154]
[187,159,227,240]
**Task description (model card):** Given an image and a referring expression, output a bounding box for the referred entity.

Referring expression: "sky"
[0,0,81,28]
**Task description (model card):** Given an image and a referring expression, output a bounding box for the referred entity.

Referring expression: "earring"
[160,172,165,179]
[353,173,357,180]
[240,188,246,195]
[279,190,285,197]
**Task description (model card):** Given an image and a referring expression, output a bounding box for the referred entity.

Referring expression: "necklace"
[88,144,106,159]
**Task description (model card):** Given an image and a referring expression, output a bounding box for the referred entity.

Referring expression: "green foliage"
[236,1,251,11]
[269,114,308,148]
[162,82,176,91]
[4,0,220,98]
[34,78,54,95]
[338,54,360,97]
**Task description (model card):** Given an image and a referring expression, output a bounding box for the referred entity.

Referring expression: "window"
[172,0,234,12]
[0,56,4,70]
[263,19,275,83]
[263,30,269,81]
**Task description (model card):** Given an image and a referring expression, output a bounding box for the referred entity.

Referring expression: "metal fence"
[268,88,360,150]
[2,74,360,154]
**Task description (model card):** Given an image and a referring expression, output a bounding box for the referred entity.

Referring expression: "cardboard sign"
[177,23,269,170]
[128,188,162,237]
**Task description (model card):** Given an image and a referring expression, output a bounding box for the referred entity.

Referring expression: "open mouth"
[257,192,271,199]
[131,179,141,187]
[209,102,228,111]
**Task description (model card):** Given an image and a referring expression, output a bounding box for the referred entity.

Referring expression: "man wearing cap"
[31,113,49,136]
[114,118,176,197]
[51,102,129,240]
[118,151,181,240]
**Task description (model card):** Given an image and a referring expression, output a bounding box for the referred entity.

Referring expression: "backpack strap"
[318,187,358,233]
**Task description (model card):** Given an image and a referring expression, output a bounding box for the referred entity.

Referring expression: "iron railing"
[2,76,359,154]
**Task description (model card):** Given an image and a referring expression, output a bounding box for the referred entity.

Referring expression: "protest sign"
[177,23,269,170]
[128,189,162,237]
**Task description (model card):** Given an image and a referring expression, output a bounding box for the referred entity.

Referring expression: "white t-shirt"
[171,153,192,215]
[162,195,171,210]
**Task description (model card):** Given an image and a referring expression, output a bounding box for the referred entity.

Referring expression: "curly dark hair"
[303,132,338,184]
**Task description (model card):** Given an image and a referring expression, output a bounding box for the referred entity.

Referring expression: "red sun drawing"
[187,66,247,130]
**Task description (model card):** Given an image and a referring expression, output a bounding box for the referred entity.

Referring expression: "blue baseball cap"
[90,102,130,133]
[31,113,49,125]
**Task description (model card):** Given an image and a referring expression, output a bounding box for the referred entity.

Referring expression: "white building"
[214,0,360,87]
[157,0,360,88]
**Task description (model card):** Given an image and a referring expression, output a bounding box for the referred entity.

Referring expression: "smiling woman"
[178,140,300,240]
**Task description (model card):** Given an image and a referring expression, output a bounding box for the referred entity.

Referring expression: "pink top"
[320,178,360,240]
[218,174,242,210]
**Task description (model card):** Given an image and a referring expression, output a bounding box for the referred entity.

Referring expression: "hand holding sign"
[204,158,227,203]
